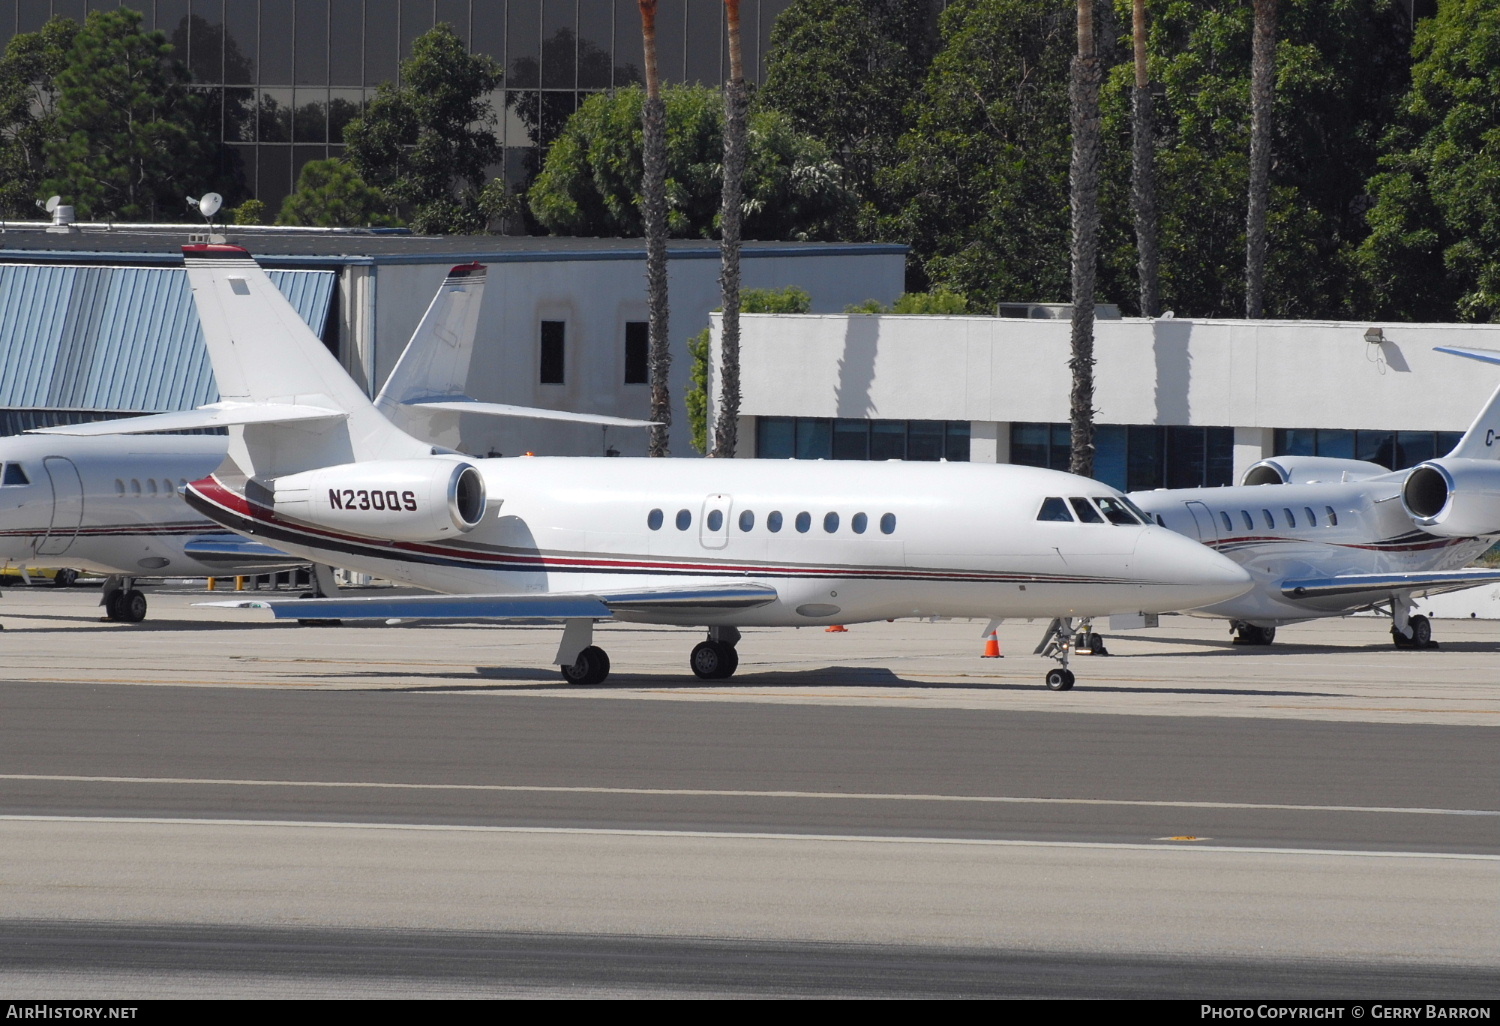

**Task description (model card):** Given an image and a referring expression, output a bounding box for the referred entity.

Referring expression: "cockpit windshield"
[1093,496,1142,526]
[1,463,28,486]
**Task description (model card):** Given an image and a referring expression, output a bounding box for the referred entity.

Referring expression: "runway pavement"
[0,587,1496,997]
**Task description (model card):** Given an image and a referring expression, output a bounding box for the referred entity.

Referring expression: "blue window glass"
[707,509,723,532]
[880,512,896,535]
[851,512,868,533]
[795,512,811,533]
[766,510,783,533]
[823,511,839,533]
[647,508,663,530]
[676,509,691,530]
[757,417,795,459]
[1037,497,1072,522]
[738,510,755,532]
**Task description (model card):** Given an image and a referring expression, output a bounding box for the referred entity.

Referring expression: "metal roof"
[0,264,334,413]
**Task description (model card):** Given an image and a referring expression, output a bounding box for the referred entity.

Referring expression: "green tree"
[844,288,971,313]
[758,0,939,236]
[687,286,813,453]
[885,0,1082,308]
[1100,0,1411,318]
[529,84,854,241]
[276,159,401,227]
[43,8,216,221]
[1359,0,1500,322]
[342,23,502,234]
[0,16,77,219]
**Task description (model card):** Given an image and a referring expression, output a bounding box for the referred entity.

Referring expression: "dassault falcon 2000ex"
[41,243,1251,690]
[9,259,651,623]
[1129,346,1500,649]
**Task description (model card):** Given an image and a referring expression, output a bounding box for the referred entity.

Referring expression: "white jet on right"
[1129,345,1500,648]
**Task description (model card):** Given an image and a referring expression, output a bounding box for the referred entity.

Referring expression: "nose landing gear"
[1034,618,1079,690]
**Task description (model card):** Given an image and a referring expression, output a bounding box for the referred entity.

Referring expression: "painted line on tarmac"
[1,813,1494,861]
[0,774,1493,818]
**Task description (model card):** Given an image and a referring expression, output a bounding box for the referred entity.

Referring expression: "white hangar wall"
[360,246,907,460]
[711,313,1500,481]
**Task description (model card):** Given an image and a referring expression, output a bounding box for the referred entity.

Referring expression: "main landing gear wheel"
[561,645,611,686]
[1045,668,1075,691]
[1233,624,1276,646]
[106,589,147,623]
[689,640,739,680]
[1393,614,1433,649]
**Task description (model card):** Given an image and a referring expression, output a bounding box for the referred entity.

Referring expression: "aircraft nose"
[1134,527,1253,608]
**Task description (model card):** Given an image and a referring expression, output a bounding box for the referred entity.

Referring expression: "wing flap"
[197,582,779,622]
[28,402,346,437]
[1282,569,1500,601]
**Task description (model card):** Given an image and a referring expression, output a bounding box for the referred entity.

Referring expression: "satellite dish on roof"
[43,196,61,214]
[198,193,222,219]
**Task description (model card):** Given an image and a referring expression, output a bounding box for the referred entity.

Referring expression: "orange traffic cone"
[981,627,1003,658]
[825,624,848,633]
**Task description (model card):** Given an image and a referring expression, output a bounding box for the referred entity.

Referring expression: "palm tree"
[710,0,748,459]
[1068,0,1101,478]
[639,1,671,456]
[1245,0,1277,318]
[1131,0,1159,318]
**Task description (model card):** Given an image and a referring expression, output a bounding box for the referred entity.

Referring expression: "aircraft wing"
[1281,569,1500,602]
[402,397,659,428]
[27,402,346,436]
[198,582,779,622]
[182,534,306,571]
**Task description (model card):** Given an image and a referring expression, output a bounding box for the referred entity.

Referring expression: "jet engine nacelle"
[1400,458,1500,538]
[272,459,487,541]
[1242,456,1390,486]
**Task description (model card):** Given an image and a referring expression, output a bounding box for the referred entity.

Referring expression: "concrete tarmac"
[1,587,1497,997]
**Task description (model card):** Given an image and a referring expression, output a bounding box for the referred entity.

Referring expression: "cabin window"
[739,510,755,532]
[823,512,839,533]
[1037,497,1072,522]
[1304,506,1317,527]
[851,512,868,534]
[675,509,691,530]
[2,464,28,485]
[1094,496,1140,525]
[647,508,664,530]
[1069,497,1105,524]
[1219,511,1233,532]
[767,511,783,533]
[1283,508,1296,528]
[131,479,142,495]
[1241,510,1254,530]
[795,512,811,533]
[706,510,724,532]
[880,513,897,534]
[114,479,125,495]
[1325,506,1338,526]
[146,479,158,495]
[1262,509,1274,529]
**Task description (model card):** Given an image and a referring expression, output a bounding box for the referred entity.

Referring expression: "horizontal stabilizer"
[182,534,304,571]
[27,402,345,437]
[1435,345,1500,366]
[197,582,778,622]
[1282,569,1500,601]
[405,397,659,428]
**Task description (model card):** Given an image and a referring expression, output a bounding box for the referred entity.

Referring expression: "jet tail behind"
[183,243,426,479]
[1437,345,1500,459]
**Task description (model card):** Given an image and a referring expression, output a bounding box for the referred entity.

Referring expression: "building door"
[700,494,731,550]
[1183,500,1218,544]
[37,456,84,556]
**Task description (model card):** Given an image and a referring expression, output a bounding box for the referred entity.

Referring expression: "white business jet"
[39,244,1251,689]
[1129,346,1500,648]
[5,258,648,622]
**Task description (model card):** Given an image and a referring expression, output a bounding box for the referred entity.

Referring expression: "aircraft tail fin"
[1436,346,1500,459]
[374,262,487,417]
[183,244,426,478]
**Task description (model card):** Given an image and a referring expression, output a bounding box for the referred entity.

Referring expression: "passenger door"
[37,456,84,556]
[1183,500,1218,544]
